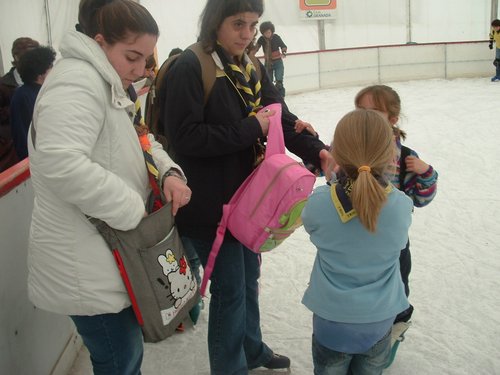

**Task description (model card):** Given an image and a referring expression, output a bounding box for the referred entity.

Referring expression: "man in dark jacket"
[0,37,39,171]
[10,46,56,159]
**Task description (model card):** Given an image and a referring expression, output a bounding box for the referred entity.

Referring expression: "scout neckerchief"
[331,172,392,223]
[215,43,262,116]
[127,85,163,213]
[214,44,266,165]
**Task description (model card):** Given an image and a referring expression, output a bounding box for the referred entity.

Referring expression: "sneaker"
[263,353,291,369]
[491,76,500,82]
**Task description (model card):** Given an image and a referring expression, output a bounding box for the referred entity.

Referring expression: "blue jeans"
[312,329,391,375]
[70,307,143,375]
[182,236,202,286]
[182,237,273,375]
[268,58,285,83]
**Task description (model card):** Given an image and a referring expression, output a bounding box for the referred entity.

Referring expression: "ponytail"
[332,109,394,232]
[350,165,388,232]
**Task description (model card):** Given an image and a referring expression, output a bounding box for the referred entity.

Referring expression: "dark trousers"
[181,237,273,374]
[395,240,414,323]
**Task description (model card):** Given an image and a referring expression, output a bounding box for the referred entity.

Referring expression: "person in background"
[489,19,500,82]
[0,37,39,171]
[355,84,438,325]
[143,54,157,87]
[168,47,183,58]
[10,46,56,160]
[302,109,413,375]
[162,0,332,373]
[252,21,287,97]
[27,1,190,374]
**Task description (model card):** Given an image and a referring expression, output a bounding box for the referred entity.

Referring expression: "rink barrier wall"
[0,158,81,375]
[282,40,492,94]
[0,40,491,374]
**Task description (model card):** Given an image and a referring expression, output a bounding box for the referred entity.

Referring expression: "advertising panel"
[299,0,337,20]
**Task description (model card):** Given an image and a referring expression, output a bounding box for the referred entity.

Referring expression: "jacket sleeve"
[9,90,31,159]
[148,132,184,179]
[259,59,326,167]
[31,67,144,230]
[276,35,287,53]
[162,51,263,158]
[402,149,438,207]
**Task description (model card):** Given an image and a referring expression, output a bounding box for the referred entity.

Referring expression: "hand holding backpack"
[200,103,316,296]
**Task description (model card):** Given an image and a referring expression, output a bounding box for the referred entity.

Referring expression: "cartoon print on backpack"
[157,249,197,312]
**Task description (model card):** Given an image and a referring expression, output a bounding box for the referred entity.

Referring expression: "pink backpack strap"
[263,103,284,158]
[200,204,231,296]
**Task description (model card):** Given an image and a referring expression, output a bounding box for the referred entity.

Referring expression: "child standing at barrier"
[302,109,413,374]
[253,21,288,97]
[489,19,500,82]
[355,85,438,325]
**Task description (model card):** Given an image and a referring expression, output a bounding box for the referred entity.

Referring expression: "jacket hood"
[59,30,130,109]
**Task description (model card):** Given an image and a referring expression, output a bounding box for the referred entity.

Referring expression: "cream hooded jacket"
[27,30,181,315]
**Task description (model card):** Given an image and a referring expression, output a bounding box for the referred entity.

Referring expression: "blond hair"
[332,109,395,232]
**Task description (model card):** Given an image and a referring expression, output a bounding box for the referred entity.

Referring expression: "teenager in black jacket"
[162,1,331,373]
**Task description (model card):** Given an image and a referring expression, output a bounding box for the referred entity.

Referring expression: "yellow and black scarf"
[215,44,262,116]
[331,173,392,223]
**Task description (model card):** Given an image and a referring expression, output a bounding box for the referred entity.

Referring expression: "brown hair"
[18,46,56,84]
[354,85,407,140]
[198,0,264,52]
[332,109,394,232]
[259,21,275,34]
[145,54,156,69]
[78,0,159,44]
[11,37,40,66]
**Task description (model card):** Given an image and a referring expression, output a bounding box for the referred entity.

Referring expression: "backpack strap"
[189,42,217,105]
[145,53,180,148]
[398,145,411,191]
[264,103,284,157]
[187,44,262,103]
[145,42,217,148]
[199,204,231,296]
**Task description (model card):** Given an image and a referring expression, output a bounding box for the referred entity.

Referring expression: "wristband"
[161,168,187,188]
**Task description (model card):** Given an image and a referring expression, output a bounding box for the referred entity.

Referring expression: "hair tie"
[358,165,371,173]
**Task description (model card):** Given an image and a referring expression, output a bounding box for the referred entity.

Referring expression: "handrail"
[0,158,30,198]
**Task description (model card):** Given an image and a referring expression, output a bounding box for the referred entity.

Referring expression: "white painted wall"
[0,0,496,74]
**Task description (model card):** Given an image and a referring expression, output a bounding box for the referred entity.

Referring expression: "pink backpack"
[200,103,316,295]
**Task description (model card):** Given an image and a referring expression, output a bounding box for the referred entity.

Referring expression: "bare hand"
[295,119,317,136]
[404,155,429,174]
[319,149,335,179]
[162,176,192,216]
[255,109,275,136]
